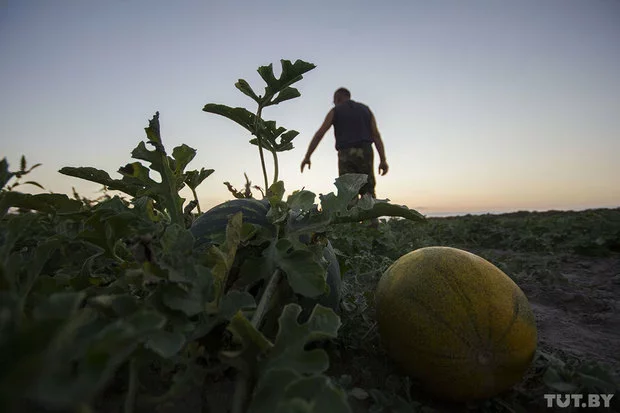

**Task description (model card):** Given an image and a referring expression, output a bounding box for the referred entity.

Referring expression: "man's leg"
[338,148,365,208]
[358,145,379,228]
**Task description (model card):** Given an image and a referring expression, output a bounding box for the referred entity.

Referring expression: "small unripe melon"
[375,246,537,401]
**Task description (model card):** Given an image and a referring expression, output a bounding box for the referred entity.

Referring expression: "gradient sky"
[1,0,619,216]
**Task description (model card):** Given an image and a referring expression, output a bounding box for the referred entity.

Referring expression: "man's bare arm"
[370,112,389,175]
[304,109,334,159]
[301,109,334,172]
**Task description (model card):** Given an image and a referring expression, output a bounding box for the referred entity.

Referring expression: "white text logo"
[544,394,614,409]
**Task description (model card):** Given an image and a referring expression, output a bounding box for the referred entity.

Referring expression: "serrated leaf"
[542,367,579,392]
[0,192,83,217]
[33,291,87,320]
[267,181,285,203]
[275,239,326,298]
[145,330,186,358]
[350,388,369,400]
[287,190,316,212]
[185,168,214,190]
[160,223,195,256]
[144,111,163,144]
[261,304,340,375]
[319,174,368,215]
[59,166,143,197]
[221,311,273,375]
[334,200,426,224]
[274,130,298,151]
[250,370,351,413]
[206,212,243,306]
[258,59,316,106]
[236,78,261,103]
[219,290,257,319]
[0,157,14,189]
[171,144,197,175]
[161,284,204,317]
[202,104,257,135]
[249,137,276,152]
[20,180,45,190]
[283,375,351,413]
[89,294,139,317]
[271,87,301,105]
[130,142,166,173]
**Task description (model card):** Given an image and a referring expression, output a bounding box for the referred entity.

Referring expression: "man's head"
[333,87,351,105]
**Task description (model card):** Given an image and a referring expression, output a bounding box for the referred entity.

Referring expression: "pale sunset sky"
[1,0,619,216]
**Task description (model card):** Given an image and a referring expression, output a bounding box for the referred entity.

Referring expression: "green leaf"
[145,330,186,358]
[274,130,299,151]
[89,294,140,317]
[202,104,257,135]
[217,288,252,313]
[283,375,351,413]
[118,161,158,187]
[188,290,256,341]
[319,174,368,215]
[33,291,87,320]
[20,180,46,190]
[268,181,285,203]
[221,311,273,374]
[274,239,326,298]
[250,369,351,413]
[0,157,14,190]
[185,168,214,190]
[333,199,426,224]
[161,283,205,317]
[236,78,261,103]
[205,212,243,306]
[144,111,163,145]
[171,144,197,175]
[0,191,83,217]
[263,304,340,376]
[257,59,316,106]
[287,190,316,212]
[542,367,579,392]
[58,166,143,198]
[271,87,301,105]
[160,223,195,256]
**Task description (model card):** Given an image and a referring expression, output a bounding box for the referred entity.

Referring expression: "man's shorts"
[337,143,376,197]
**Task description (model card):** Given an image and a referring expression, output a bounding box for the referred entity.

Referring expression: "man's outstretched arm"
[301,109,334,172]
[370,111,389,175]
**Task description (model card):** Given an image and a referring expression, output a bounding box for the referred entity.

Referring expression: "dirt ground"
[99,247,620,413]
[326,248,620,413]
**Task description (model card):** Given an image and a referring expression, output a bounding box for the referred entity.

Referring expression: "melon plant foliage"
[0,59,424,413]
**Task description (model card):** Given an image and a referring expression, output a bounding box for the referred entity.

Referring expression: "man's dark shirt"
[332,100,373,150]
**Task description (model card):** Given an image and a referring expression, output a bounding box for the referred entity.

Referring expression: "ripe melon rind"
[375,246,537,401]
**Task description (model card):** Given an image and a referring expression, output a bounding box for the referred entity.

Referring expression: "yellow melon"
[375,246,537,401]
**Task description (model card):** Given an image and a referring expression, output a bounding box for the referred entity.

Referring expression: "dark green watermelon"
[190,198,341,315]
[190,198,274,247]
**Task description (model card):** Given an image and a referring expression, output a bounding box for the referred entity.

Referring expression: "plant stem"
[271,149,279,186]
[124,357,139,413]
[190,187,202,213]
[231,268,283,413]
[252,105,269,195]
[251,268,282,328]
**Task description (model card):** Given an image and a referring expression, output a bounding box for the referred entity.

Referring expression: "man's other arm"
[301,109,334,172]
[370,111,389,175]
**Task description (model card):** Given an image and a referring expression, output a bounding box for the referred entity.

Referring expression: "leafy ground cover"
[1,57,618,413]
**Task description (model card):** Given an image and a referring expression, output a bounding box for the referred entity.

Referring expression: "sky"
[1,0,619,217]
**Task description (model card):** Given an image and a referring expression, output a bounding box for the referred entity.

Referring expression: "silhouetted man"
[300,88,388,200]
